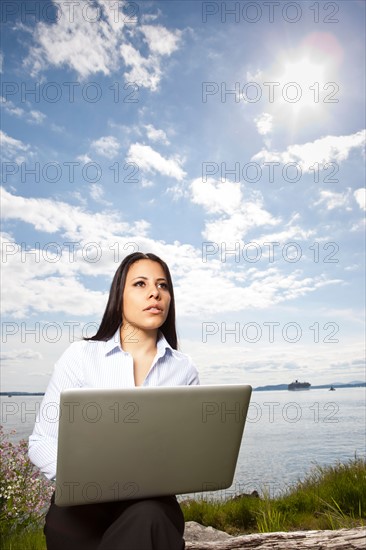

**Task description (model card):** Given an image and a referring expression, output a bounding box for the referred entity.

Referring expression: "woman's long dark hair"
[85,252,177,349]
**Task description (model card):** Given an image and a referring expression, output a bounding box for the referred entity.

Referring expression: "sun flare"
[279,57,326,111]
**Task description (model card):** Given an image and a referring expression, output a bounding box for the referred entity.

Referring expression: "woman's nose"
[148,286,160,298]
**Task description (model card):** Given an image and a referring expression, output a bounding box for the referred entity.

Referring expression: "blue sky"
[1,0,365,391]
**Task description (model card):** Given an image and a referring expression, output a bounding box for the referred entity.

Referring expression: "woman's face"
[122,259,171,333]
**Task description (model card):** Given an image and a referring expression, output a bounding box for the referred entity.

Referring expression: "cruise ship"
[288,380,311,391]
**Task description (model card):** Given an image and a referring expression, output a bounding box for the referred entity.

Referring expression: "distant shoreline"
[253,382,366,391]
[0,392,45,396]
[1,382,365,396]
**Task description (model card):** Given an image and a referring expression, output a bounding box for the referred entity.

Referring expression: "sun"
[278,57,326,112]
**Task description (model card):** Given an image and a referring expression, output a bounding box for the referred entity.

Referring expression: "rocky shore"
[184,522,366,549]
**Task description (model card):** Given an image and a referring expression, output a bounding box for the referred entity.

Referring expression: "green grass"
[2,457,365,547]
[182,456,366,534]
[181,494,260,534]
[1,528,46,550]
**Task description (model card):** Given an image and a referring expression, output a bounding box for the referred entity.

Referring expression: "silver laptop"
[55,384,252,506]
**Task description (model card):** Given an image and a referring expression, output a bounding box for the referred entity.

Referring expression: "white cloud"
[203,206,279,243]
[6,106,24,117]
[345,264,360,272]
[314,189,352,210]
[51,123,66,134]
[258,224,315,244]
[252,130,366,171]
[350,219,366,232]
[120,25,181,90]
[141,178,154,188]
[90,183,112,206]
[246,68,262,81]
[76,153,93,164]
[1,349,43,362]
[126,143,186,180]
[0,130,30,162]
[69,191,88,206]
[175,265,341,316]
[254,112,273,135]
[24,2,182,91]
[1,269,107,318]
[1,96,24,117]
[144,124,170,144]
[1,189,339,320]
[28,110,46,124]
[190,178,280,242]
[190,178,242,215]
[140,25,181,56]
[0,193,150,317]
[120,43,162,91]
[0,186,142,239]
[91,136,120,159]
[25,0,123,79]
[141,12,162,24]
[1,98,46,125]
[354,188,366,211]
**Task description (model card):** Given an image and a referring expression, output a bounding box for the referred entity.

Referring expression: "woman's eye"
[133,281,168,289]
[158,283,168,289]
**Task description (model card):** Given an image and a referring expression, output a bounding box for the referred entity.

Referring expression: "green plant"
[1,527,47,550]
[0,426,54,536]
[321,497,364,529]
[255,492,287,533]
[181,457,366,534]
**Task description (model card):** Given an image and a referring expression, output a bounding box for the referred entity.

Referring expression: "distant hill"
[0,392,45,396]
[1,381,365,396]
[254,382,366,391]
[254,384,288,391]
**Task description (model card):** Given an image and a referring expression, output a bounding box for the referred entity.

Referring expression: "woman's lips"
[143,305,163,313]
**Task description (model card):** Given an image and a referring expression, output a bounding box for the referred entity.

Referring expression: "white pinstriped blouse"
[28,328,200,480]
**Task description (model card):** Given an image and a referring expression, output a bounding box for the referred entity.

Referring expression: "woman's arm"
[187,356,200,385]
[28,343,83,480]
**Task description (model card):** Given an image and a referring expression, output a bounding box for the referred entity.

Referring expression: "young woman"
[29,252,200,550]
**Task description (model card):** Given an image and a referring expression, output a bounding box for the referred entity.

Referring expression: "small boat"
[288,380,311,391]
[329,386,336,391]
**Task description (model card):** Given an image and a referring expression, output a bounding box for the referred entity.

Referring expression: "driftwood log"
[184,522,366,549]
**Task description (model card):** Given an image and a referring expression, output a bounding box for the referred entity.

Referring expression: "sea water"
[232,387,366,497]
[1,387,365,497]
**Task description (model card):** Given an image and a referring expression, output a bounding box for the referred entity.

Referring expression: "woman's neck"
[120,325,158,357]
